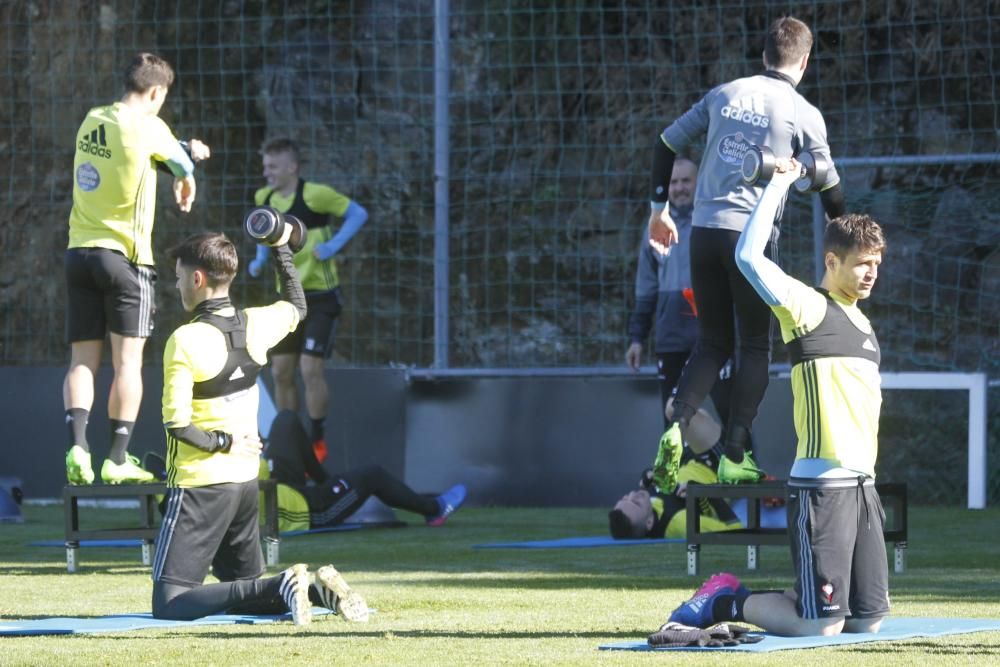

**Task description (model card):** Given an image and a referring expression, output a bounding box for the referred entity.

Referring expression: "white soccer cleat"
[314,564,369,623]
[279,563,313,626]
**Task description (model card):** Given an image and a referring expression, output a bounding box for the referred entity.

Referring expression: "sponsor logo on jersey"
[76,161,100,192]
[720,94,770,128]
[717,131,754,165]
[78,123,113,159]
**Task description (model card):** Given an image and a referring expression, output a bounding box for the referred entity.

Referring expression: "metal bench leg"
[747,545,759,570]
[141,540,155,566]
[264,537,280,567]
[894,541,906,573]
[686,545,700,576]
[66,541,79,573]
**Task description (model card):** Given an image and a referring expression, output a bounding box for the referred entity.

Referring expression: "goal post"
[879,372,989,509]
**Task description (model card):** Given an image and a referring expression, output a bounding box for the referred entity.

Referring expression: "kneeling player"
[153,232,365,625]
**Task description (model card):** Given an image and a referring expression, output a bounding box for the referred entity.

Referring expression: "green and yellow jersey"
[162,302,299,487]
[257,461,311,533]
[68,102,191,265]
[652,460,743,538]
[254,181,351,292]
[772,278,881,478]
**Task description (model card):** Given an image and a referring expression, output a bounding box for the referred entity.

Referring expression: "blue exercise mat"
[473,536,684,549]
[281,524,363,537]
[29,539,144,548]
[27,521,404,547]
[282,521,405,537]
[599,617,1000,652]
[730,498,787,529]
[0,609,332,636]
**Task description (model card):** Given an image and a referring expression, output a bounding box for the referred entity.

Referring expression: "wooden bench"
[62,479,279,573]
[684,480,908,576]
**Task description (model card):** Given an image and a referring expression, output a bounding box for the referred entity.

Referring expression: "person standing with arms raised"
[647,17,845,482]
[64,52,210,485]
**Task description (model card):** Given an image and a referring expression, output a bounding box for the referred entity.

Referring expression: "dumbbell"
[243,206,307,252]
[741,145,829,192]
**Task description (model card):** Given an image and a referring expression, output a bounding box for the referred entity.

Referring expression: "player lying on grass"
[260,409,466,532]
[608,402,743,539]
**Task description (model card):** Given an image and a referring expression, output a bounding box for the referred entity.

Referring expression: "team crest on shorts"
[820,582,840,611]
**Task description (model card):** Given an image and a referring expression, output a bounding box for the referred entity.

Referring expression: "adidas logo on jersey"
[78,123,113,159]
[229,366,246,381]
[720,95,770,128]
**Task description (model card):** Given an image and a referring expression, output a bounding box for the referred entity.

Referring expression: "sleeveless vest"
[264,179,329,229]
[786,288,880,367]
[191,309,262,400]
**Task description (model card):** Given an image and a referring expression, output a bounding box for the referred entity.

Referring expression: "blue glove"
[247,244,270,277]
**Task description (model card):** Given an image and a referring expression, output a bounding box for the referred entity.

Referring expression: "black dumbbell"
[243,206,307,252]
[741,145,829,192]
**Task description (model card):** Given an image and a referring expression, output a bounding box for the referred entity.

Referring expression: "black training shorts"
[787,481,890,621]
[269,288,342,358]
[152,480,265,587]
[65,247,156,341]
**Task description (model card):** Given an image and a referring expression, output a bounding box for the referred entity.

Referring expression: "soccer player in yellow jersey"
[64,53,210,485]
[666,159,889,637]
[247,138,369,463]
[153,232,366,625]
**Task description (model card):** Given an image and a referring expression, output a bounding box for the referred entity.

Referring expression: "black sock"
[695,441,724,471]
[711,588,752,623]
[308,583,324,607]
[723,423,750,464]
[109,419,135,464]
[671,402,695,430]
[309,418,325,443]
[66,408,90,452]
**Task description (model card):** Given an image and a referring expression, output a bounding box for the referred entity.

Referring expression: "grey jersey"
[661,71,839,233]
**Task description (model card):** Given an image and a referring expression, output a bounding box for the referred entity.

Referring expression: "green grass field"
[3,503,1000,665]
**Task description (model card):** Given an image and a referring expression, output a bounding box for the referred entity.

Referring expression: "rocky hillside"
[0,0,996,373]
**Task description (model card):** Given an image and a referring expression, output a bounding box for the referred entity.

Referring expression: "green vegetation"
[2,503,1000,664]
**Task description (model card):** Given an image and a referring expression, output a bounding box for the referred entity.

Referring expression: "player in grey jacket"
[646,16,846,481]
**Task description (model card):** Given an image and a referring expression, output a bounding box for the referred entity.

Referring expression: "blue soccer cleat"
[667,572,744,628]
[426,484,467,526]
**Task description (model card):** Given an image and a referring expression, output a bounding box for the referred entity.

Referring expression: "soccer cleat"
[651,423,684,491]
[717,451,766,484]
[314,565,369,622]
[761,474,786,508]
[311,438,329,464]
[66,445,95,485]
[668,572,743,628]
[279,563,313,626]
[100,455,156,484]
[426,484,467,527]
